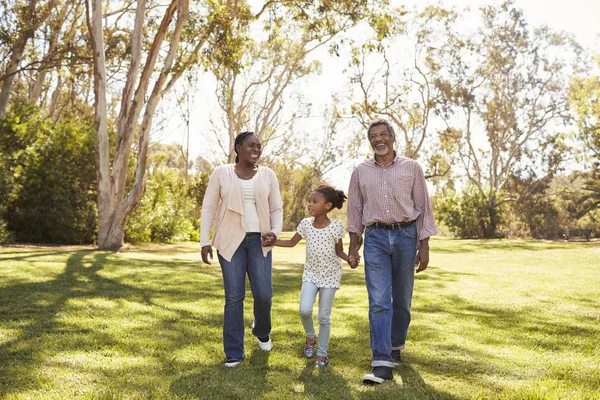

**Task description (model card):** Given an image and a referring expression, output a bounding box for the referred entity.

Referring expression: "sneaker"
[224,359,242,368]
[362,366,394,385]
[392,350,402,365]
[257,336,272,351]
[304,340,316,358]
[314,356,329,367]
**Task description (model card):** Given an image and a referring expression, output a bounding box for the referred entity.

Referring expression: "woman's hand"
[201,245,213,265]
[261,232,277,247]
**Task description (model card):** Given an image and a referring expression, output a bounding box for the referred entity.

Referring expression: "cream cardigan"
[200,164,283,262]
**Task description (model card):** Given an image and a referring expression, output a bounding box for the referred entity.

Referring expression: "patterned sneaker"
[314,356,329,367]
[304,340,316,358]
[392,350,402,365]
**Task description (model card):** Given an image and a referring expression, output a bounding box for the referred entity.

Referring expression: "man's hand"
[261,232,277,247]
[348,255,360,269]
[348,232,363,269]
[415,239,429,273]
[201,245,213,265]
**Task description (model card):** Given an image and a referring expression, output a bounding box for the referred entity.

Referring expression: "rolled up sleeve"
[412,163,437,241]
[347,168,364,235]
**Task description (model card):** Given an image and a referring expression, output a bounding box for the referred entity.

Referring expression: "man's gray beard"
[374,146,390,156]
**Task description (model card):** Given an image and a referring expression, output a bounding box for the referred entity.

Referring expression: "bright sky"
[157,0,600,189]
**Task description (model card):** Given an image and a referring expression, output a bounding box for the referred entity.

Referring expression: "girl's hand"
[261,232,277,246]
[348,255,359,269]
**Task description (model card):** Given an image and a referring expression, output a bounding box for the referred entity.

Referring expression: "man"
[347,118,437,384]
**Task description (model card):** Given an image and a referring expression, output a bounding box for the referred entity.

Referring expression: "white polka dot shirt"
[296,218,345,289]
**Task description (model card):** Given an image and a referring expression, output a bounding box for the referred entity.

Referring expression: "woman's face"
[237,135,262,165]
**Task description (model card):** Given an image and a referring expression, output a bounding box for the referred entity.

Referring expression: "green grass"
[1,237,599,399]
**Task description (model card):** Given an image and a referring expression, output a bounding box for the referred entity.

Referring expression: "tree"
[436,1,582,237]
[208,0,382,164]
[570,54,600,217]
[0,0,59,119]
[347,5,454,180]
[86,0,191,249]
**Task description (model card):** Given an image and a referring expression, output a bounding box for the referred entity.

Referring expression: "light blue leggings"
[299,281,337,357]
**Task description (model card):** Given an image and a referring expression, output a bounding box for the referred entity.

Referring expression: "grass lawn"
[1,237,599,399]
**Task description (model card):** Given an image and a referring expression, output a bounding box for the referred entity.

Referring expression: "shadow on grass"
[0,250,228,397]
[170,350,271,399]
[298,362,353,399]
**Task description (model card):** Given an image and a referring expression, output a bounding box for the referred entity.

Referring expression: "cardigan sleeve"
[268,169,283,238]
[200,167,222,247]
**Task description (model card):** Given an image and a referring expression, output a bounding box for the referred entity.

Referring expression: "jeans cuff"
[372,360,395,368]
[391,344,405,351]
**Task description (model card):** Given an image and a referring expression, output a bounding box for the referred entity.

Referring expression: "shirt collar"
[371,151,399,167]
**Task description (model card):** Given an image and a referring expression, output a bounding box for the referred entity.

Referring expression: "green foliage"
[125,168,196,243]
[270,162,327,231]
[435,185,501,238]
[569,55,600,164]
[0,102,97,244]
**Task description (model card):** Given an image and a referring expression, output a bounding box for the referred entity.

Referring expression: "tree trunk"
[487,203,499,238]
[87,0,188,250]
[0,35,29,119]
[0,0,57,119]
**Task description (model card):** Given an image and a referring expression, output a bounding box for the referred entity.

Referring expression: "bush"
[435,186,501,238]
[0,103,97,244]
[125,169,196,243]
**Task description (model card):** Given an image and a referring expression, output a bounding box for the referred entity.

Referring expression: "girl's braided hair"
[314,185,347,210]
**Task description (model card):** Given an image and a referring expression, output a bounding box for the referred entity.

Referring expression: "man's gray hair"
[367,118,395,139]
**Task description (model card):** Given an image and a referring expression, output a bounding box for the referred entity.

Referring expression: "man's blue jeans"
[363,223,417,368]
[217,233,272,361]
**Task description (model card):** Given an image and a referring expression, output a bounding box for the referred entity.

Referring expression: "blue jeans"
[363,223,417,367]
[299,282,337,357]
[218,233,272,361]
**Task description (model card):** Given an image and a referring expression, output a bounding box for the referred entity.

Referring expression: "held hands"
[348,255,360,269]
[261,232,277,247]
[201,245,213,265]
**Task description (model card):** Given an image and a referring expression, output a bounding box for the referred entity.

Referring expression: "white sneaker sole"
[258,338,272,351]
[224,361,241,368]
[362,373,386,384]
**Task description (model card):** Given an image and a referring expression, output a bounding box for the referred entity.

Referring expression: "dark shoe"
[362,366,393,385]
[392,350,402,365]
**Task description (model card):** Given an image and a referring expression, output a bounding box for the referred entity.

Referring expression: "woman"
[200,131,283,368]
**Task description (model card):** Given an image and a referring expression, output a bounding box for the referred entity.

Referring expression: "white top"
[296,218,345,288]
[239,177,260,232]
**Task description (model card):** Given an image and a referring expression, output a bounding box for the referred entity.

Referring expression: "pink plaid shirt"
[347,155,437,241]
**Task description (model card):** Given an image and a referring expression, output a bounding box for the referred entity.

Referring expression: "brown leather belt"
[370,220,415,230]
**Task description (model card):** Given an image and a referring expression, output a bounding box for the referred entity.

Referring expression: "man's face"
[368,125,394,156]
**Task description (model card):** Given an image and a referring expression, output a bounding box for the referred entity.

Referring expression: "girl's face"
[307,191,331,217]
[236,135,262,165]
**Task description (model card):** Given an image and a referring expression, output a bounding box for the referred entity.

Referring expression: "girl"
[273,185,358,367]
